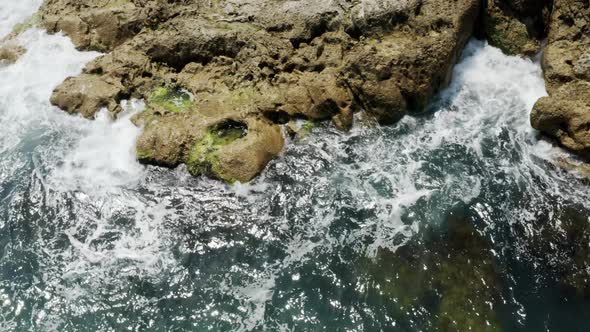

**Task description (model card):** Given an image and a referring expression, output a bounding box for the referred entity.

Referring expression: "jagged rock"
[531,0,590,158]
[0,12,41,63]
[532,81,590,157]
[485,0,540,55]
[50,74,125,118]
[41,0,481,182]
[39,0,165,52]
[542,39,581,92]
[540,0,590,92]
[502,0,553,37]
[482,0,554,56]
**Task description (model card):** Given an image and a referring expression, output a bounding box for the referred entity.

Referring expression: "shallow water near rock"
[1,2,590,331]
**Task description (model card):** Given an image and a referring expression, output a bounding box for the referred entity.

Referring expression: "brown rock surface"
[40,0,481,182]
[532,81,590,156]
[50,74,126,118]
[484,1,540,56]
[0,44,26,64]
[531,0,590,158]
[483,0,553,56]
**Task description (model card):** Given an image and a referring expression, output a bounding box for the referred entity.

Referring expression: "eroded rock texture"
[531,0,590,158]
[40,0,481,182]
[484,0,552,55]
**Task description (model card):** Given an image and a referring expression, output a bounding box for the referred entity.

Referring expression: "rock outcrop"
[484,0,552,55]
[531,0,590,158]
[40,0,481,182]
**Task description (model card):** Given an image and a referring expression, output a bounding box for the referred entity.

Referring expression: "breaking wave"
[1,1,589,331]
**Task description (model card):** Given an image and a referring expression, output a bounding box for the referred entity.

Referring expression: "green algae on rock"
[187,120,247,182]
[148,86,194,114]
[12,13,41,36]
[0,12,42,64]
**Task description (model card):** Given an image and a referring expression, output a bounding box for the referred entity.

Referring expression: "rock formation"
[39,0,481,182]
[484,0,552,55]
[479,0,590,162]
[531,0,590,159]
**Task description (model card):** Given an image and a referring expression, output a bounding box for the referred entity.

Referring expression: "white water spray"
[1,1,589,331]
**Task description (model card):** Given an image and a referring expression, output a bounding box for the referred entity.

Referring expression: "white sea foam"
[0,3,174,328]
[49,102,145,193]
[0,27,145,192]
[0,29,98,151]
[223,41,566,329]
[0,0,42,38]
[0,1,589,328]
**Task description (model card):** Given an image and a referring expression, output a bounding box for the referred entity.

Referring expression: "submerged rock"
[0,44,26,64]
[358,208,504,331]
[522,203,590,299]
[0,12,43,64]
[531,0,590,158]
[559,207,590,298]
[39,0,481,182]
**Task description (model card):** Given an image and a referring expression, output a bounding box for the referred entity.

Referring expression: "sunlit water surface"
[1,2,590,331]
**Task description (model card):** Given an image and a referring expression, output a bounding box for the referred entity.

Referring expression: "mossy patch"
[136,147,153,161]
[298,120,319,139]
[301,121,317,134]
[286,120,319,140]
[12,13,41,35]
[148,86,194,113]
[186,120,247,183]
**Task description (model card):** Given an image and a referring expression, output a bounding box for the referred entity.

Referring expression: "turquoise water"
[1,2,590,331]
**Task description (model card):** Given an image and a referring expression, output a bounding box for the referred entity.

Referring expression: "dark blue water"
[1,3,590,331]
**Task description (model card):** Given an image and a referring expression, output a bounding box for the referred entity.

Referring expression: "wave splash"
[1,1,589,331]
